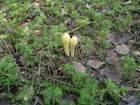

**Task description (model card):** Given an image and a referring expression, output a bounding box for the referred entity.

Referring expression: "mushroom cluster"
[62,33,78,57]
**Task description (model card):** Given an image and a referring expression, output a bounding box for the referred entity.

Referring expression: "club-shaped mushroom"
[62,33,70,56]
[70,36,78,57]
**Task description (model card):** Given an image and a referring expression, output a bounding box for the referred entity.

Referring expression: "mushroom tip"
[62,33,70,42]
[62,32,70,38]
[70,36,78,46]
[70,36,78,57]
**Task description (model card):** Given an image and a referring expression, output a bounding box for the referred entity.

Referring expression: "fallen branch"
[127,87,140,92]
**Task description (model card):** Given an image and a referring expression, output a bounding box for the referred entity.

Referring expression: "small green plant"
[43,83,63,105]
[78,79,100,105]
[0,55,19,86]
[15,85,34,105]
[100,79,127,104]
[122,56,137,79]
[62,64,126,105]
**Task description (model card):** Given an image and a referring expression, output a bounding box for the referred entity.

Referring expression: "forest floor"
[0,0,140,105]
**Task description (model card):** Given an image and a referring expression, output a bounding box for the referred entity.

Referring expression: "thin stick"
[47,77,73,87]
[127,87,140,92]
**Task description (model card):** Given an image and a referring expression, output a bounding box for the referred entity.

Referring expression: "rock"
[100,67,122,83]
[116,44,130,55]
[74,62,86,73]
[87,59,105,69]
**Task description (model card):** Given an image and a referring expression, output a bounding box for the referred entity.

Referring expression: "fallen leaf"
[74,62,86,73]
[132,50,140,62]
[87,59,105,69]
[108,33,121,45]
[100,67,122,83]
[108,33,131,46]
[132,50,140,57]
[107,49,118,57]
[105,49,119,65]
[116,44,130,55]
[118,33,131,44]
[105,57,119,66]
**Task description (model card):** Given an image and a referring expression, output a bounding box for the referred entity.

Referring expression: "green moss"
[122,56,137,79]
[0,55,19,86]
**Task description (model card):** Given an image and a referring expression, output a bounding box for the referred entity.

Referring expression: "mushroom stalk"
[70,36,78,57]
[62,33,70,56]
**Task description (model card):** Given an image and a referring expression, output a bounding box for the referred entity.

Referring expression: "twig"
[46,77,73,87]
[50,76,71,79]
[127,87,140,92]
[67,25,83,33]
[67,21,92,33]
[33,97,39,105]
[122,77,140,85]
